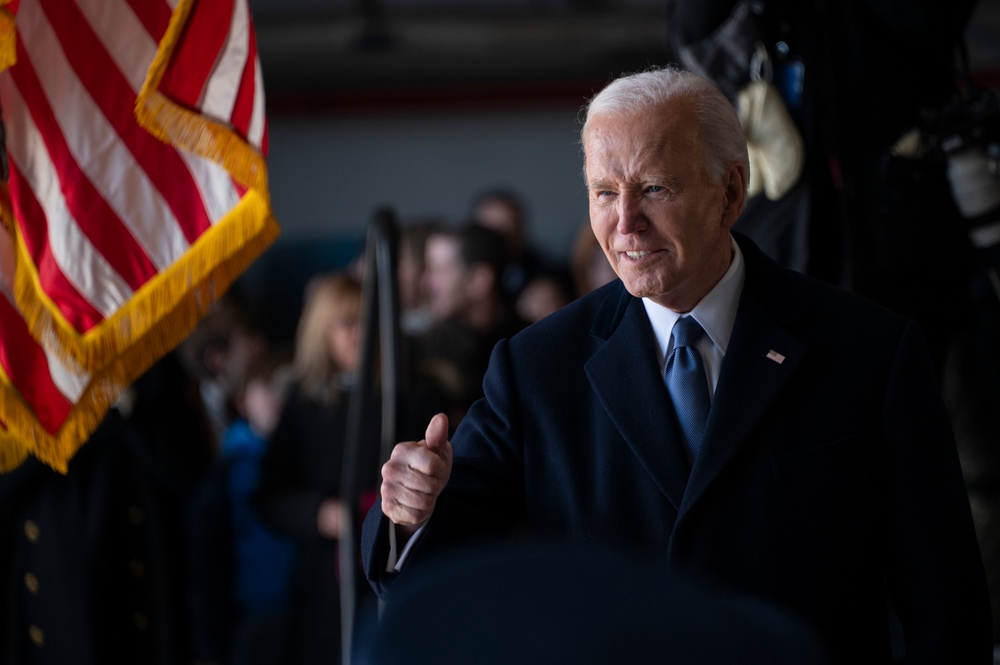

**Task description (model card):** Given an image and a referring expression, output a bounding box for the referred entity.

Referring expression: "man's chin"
[619,277,664,300]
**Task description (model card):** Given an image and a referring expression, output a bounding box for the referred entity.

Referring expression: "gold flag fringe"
[0,415,31,472]
[0,5,16,73]
[136,89,266,193]
[135,0,266,191]
[3,0,275,375]
[1,186,278,373]
[0,0,282,473]
[0,192,279,474]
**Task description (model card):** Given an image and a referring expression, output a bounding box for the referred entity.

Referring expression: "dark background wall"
[240,0,1000,342]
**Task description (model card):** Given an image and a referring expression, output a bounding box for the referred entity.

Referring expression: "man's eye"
[647,185,664,193]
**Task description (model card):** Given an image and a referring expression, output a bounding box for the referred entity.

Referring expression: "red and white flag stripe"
[0,0,279,472]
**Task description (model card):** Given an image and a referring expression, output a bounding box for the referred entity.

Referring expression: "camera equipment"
[922,82,1000,297]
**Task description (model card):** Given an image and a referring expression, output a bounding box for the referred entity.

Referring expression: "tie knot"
[672,316,704,349]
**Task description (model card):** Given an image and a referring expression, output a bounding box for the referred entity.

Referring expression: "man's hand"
[380,413,452,540]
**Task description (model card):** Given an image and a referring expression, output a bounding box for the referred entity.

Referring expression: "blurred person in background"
[1,351,215,665]
[223,351,299,665]
[187,349,299,665]
[515,273,572,324]
[569,219,619,298]
[251,272,376,665]
[415,222,528,428]
[470,187,543,299]
[396,219,439,337]
[471,188,574,320]
[180,288,270,452]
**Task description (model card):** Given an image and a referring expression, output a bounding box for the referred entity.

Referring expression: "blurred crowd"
[0,185,619,665]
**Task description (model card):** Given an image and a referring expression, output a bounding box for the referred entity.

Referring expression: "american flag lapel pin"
[766,350,786,364]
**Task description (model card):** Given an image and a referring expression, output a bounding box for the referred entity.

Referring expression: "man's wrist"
[387,519,428,572]
[395,521,421,543]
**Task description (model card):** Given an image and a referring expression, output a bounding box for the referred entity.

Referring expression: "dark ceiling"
[252,3,669,113]
[249,0,1000,114]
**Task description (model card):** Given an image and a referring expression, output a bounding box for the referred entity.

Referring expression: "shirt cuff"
[386,521,427,573]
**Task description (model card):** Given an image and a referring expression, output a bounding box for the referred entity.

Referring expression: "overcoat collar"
[585,233,807,517]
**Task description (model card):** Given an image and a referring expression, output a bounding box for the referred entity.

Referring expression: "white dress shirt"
[641,236,745,396]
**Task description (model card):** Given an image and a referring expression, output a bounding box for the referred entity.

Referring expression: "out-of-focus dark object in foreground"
[355,542,832,665]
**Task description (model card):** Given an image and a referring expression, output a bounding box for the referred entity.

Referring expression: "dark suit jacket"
[362,233,991,664]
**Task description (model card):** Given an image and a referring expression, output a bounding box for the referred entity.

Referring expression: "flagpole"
[340,209,400,665]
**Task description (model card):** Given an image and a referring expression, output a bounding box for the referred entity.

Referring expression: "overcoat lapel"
[680,243,806,517]
[586,291,690,511]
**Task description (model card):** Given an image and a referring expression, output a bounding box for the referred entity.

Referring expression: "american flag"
[0,0,279,472]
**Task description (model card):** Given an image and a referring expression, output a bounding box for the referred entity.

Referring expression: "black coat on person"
[254,379,441,665]
[0,352,214,665]
[251,383,368,665]
[364,233,992,664]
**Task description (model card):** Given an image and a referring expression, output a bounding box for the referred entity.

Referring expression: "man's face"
[584,100,739,312]
[422,235,469,321]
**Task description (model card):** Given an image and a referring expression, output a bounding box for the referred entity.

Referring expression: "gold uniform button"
[129,559,145,578]
[128,506,144,525]
[28,625,44,647]
[24,572,39,594]
[24,520,40,543]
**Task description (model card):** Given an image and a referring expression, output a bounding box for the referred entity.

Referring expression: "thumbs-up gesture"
[380,413,453,539]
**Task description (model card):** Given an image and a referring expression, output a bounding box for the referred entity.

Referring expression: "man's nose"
[616,195,647,235]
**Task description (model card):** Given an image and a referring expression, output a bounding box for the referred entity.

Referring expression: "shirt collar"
[642,236,745,360]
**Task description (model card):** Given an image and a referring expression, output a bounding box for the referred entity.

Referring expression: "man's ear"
[721,162,748,230]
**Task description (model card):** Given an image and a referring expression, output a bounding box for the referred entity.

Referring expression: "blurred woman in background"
[252,272,376,665]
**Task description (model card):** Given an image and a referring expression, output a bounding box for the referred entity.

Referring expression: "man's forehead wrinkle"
[588,141,677,188]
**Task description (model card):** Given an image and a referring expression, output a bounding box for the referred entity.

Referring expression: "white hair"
[582,66,749,183]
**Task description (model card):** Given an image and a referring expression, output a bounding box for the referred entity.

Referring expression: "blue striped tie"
[664,316,710,459]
